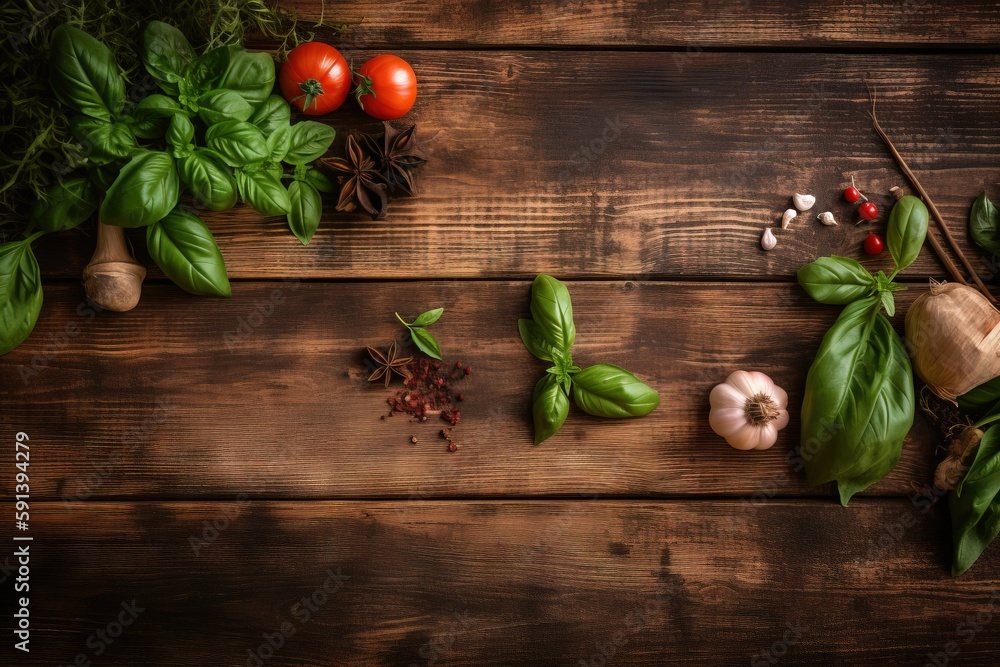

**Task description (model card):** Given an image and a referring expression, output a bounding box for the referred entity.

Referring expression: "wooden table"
[4,1,1000,664]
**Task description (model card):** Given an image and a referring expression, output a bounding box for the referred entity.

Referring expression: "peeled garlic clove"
[817,211,837,226]
[793,193,816,211]
[760,227,777,250]
[781,208,797,229]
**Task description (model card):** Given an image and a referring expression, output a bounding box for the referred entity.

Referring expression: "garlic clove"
[792,193,816,211]
[817,211,837,226]
[781,208,797,229]
[760,227,777,250]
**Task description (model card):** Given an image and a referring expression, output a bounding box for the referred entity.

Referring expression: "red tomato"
[355,54,417,120]
[280,42,350,115]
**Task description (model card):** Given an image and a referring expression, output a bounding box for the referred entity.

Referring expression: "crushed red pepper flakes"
[384,358,469,426]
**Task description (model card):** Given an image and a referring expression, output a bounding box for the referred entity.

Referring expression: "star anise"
[320,135,388,220]
[366,341,412,387]
[362,122,427,197]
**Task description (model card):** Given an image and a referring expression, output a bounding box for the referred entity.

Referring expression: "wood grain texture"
[283,0,1000,48]
[36,52,1000,281]
[5,500,999,666]
[0,282,944,501]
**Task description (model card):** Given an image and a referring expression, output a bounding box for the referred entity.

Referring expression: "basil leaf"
[197,88,254,126]
[801,296,914,506]
[142,21,196,95]
[184,46,230,97]
[0,234,44,355]
[797,256,874,305]
[409,308,444,327]
[146,208,230,297]
[887,195,929,272]
[532,374,570,445]
[49,24,125,121]
[286,180,321,245]
[28,177,96,233]
[205,121,268,167]
[409,327,442,360]
[302,166,334,193]
[215,47,275,107]
[518,318,555,362]
[529,274,576,352]
[250,95,291,137]
[101,151,180,228]
[284,121,336,165]
[880,290,896,318]
[970,193,1000,259]
[960,377,1000,416]
[950,427,1000,576]
[130,95,186,139]
[237,170,290,216]
[267,125,291,163]
[69,116,135,166]
[166,114,195,149]
[177,151,237,212]
[571,364,659,418]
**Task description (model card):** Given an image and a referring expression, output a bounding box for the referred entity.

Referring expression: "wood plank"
[0,281,943,500]
[36,52,1000,281]
[7,500,999,666]
[282,0,1000,48]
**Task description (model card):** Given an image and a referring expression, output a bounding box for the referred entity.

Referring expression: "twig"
[868,86,996,302]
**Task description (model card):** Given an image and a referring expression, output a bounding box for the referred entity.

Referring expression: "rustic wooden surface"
[5,1,1000,665]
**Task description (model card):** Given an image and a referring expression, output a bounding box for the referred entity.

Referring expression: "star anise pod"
[366,341,412,387]
[320,135,388,220]
[362,122,427,197]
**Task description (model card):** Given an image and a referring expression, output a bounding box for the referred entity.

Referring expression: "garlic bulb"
[709,371,789,450]
[760,228,777,251]
[792,193,816,211]
[781,208,797,229]
[905,281,1000,401]
[817,211,837,226]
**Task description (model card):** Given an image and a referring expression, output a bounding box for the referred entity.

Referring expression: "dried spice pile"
[385,359,471,425]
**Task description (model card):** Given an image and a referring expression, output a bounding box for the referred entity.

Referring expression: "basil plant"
[797,195,929,505]
[519,274,660,444]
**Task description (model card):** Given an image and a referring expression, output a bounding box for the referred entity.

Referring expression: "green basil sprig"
[969,193,1000,259]
[519,274,659,444]
[396,308,444,359]
[147,208,231,297]
[0,233,45,355]
[950,426,1000,576]
[797,195,928,505]
[28,177,97,233]
[49,24,125,121]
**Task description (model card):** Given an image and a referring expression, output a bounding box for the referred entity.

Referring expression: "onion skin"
[905,281,1000,402]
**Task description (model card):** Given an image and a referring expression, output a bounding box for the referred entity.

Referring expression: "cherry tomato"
[864,232,885,255]
[858,201,879,221]
[280,42,350,115]
[843,187,861,203]
[355,54,417,120]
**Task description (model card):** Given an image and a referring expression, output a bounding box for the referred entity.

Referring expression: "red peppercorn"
[864,233,885,255]
[464,367,472,375]
[448,442,457,452]
[858,201,879,221]
[843,187,861,203]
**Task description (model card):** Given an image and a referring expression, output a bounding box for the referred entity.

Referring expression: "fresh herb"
[396,308,444,360]
[0,232,45,355]
[950,424,1000,576]
[519,274,659,444]
[969,193,1000,259]
[796,195,929,505]
[366,341,413,388]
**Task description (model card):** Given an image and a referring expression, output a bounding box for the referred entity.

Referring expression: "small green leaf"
[880,290,895,317]
[284,121,336,165]
[572,364,659,418]
[970,193,1000,258]
[146,208,230,297]
[529,274,576,352]
[250,95,291,137]
[286,180,321,245]
[409,327,442,360]
[518,318,555,362]
[0,234,45,355]
[410,308,444,327]
[887,195,929,272]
